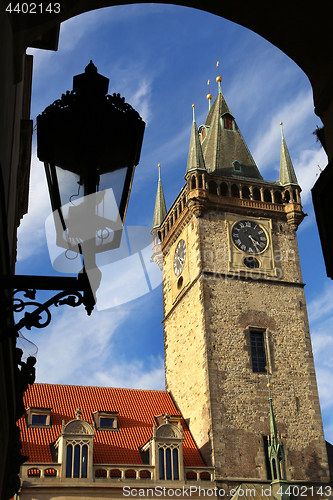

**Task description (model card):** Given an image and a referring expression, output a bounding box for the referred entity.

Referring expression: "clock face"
[231,220,268,254]
[174,239,186,276]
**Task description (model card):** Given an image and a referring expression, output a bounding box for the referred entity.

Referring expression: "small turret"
[186,104,206,175]
[152,164,167,229]
[279,122,298,187]
[151,164,167,271]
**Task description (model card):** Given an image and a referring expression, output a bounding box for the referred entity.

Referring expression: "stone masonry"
[162,199,329,484]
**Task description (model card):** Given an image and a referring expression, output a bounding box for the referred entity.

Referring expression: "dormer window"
[222,113,234,131]
[26,407,51,428]
[198,125,209,144]
[233,160,242,172]
[93,411,118,430]
[143,413,184,481]
[55,409,95,480]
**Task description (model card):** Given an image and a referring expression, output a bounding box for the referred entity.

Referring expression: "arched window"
[223,114,233,130]
[263,189,272,202]
[283,190,290,203]
[198,175,203,189]
[242,186,250,199]
[274,191,282,203]
[231,184,240,198]
[293,189,297,202]
[173,448,179,480]
[220,182,228,196]
[159,448,164,480]
[191,175,196,190]
[208,181,217,195]
[233,160,241,172]
[253,187,261,201]
[66,443,88,478]
[198,125,207,144]
[159,446,179,480]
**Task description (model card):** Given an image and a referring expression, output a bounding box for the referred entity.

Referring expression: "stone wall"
[163,208,329,482]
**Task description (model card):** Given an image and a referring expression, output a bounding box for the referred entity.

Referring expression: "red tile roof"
[19,383,205,467]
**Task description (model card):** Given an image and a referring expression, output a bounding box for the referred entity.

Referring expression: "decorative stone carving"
[67,422,89,434]
[157,427,177,438]
[63,419,94,436]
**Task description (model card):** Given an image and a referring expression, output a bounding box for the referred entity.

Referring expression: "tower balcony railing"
[158,171,303,245]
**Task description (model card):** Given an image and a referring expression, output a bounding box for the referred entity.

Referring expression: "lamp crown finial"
[85,60,98,74]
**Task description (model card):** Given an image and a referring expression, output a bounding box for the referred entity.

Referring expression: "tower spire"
[201,70,262,180]
[279,122,298,186]
[152,164,167,229]
[186,104,206,174]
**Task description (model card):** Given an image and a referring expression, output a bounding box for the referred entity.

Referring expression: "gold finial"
[280,121,283,125]
[216,61,222,83]
[192,103,195,108]
[158,163,161,168]
[207,79,212,101]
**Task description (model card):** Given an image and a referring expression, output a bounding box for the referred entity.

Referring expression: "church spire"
[267,371,287,482]
[186,104,206,174]
[152,164,167,229]
[279,122,298,186]
[201,67,262,180]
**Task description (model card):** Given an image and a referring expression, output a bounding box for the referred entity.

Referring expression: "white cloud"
[309,288,333,416]
[31,304,164,389]
[294,148,326,205]
[33,306,127,384]
[308,282,333,323]
[17,150,51,261]
[93,356,165,390]
[252,90,314,174]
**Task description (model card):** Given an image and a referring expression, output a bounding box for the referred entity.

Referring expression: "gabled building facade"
[18,383,213,498]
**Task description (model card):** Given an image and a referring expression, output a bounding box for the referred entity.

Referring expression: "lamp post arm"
[1,273,95,335]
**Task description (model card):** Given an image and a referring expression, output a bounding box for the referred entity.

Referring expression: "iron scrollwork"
[2,274,95,334]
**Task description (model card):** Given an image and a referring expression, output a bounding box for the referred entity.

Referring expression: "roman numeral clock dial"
[232,220,268,254]
[174,239,186,276]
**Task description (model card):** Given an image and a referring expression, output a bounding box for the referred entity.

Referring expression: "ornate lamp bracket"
[1,274,95,336]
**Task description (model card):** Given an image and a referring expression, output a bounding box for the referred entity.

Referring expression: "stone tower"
[152,76,330,487]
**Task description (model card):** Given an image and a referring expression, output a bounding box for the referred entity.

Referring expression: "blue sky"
[16,4,333,443]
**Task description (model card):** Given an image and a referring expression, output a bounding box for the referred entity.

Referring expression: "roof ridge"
[32,382,169,393]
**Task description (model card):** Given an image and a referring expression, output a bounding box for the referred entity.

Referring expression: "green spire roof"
[186,104,206,174]
[267,371,286,481]
[279,122,298,186]
[201,82,263,180]
[152,164,167,229]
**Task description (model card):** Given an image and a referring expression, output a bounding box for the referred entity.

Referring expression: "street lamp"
[3,61,145,333]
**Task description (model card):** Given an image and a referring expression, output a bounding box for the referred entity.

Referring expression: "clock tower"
[152,77,330,487]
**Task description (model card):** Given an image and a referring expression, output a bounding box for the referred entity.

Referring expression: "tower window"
[250,329,266,372]
[233,161,241,172]
[223,115,233,130]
